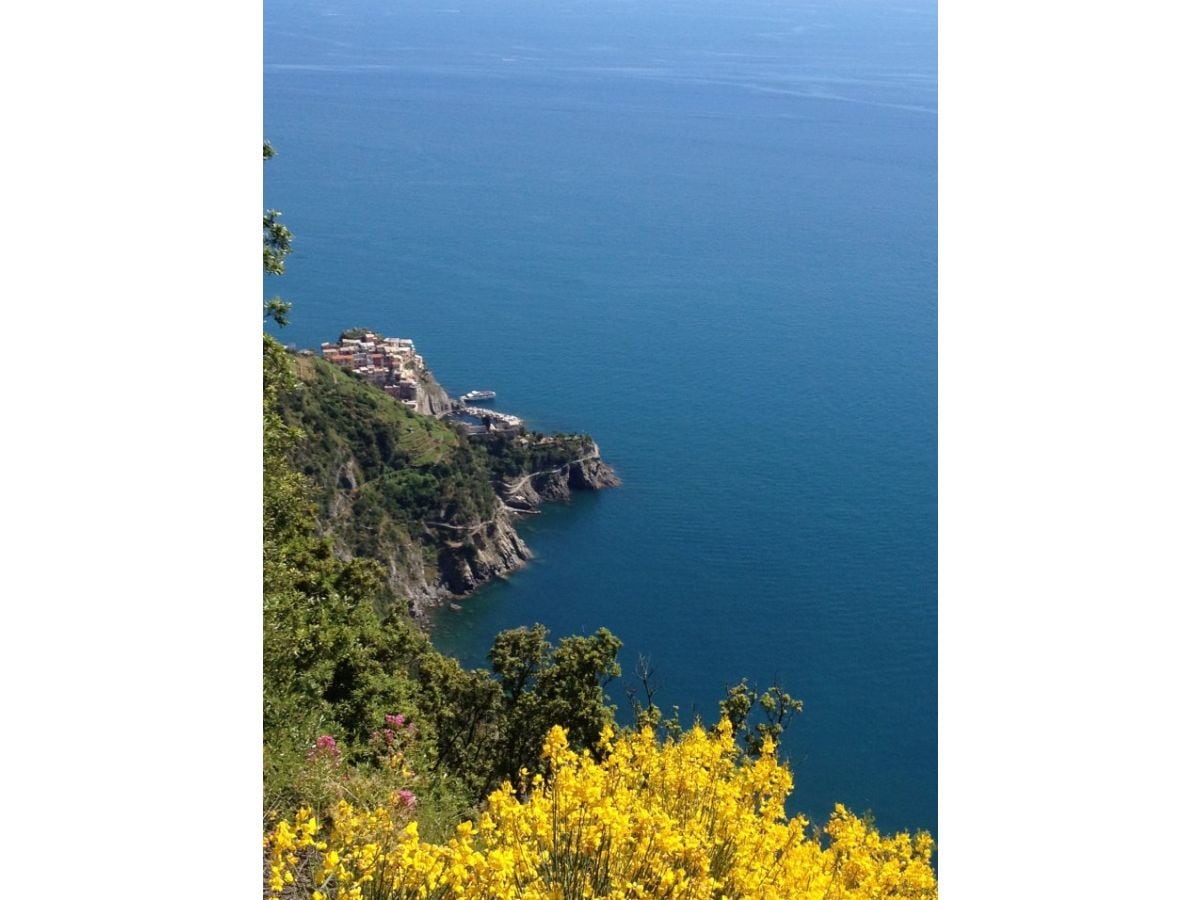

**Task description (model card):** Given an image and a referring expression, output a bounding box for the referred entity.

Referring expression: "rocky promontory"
[496,439,621,513]
[279,341,617,623]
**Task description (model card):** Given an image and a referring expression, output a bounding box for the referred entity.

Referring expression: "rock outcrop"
[368,506,532,624]
[414,370,454,417]
[497,440,621,514]
[311,444,535,623]
[436,515,532,596]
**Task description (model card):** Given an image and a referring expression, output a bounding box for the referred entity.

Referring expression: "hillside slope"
[276,352,616,618]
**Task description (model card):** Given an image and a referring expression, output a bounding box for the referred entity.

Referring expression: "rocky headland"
[279,337,617,624]
[497,440,621,513]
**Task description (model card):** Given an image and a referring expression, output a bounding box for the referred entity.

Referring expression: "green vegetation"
[278,355,496,566]
[474,431,597,480]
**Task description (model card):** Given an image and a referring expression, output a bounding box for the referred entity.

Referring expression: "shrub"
[264,721,936,899]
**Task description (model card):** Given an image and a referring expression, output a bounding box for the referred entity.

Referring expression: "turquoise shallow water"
[266,0,936,839]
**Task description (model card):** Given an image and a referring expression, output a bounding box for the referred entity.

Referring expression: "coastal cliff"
[415,369,454,417]
[278,352,615,621]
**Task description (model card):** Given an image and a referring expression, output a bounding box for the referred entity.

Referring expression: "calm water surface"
[266,0,937,839]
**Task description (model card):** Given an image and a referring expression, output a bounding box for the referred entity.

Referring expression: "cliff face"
[279,353,615,623]
[415,370,454,417]
[314,445,532,620]
[436,515,531,595]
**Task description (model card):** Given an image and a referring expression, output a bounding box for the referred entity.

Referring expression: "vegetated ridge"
[276,347,619,622]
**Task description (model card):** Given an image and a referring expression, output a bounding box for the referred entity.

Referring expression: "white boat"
[459,390,496,402]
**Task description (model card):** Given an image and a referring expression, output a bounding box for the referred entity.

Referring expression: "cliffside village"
[319,331,524,434]
[320,332,426,411]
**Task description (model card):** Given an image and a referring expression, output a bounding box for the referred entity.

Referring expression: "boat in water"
[459,390,496,403]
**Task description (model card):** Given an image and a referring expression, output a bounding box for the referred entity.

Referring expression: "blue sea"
[265,0,936,841]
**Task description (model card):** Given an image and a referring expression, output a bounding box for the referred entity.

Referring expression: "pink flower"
[384,714,407,729]
[395,789,417,810]
[308,735,341,762]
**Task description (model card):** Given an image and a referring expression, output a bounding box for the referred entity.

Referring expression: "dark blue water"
[266,0,936,840]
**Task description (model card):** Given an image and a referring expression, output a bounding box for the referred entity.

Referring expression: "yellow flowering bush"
[265,721,936,899]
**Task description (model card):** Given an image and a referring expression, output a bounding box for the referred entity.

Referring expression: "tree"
[485,624,622,793]
[719,677,804,757]
[263,140,293,325]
